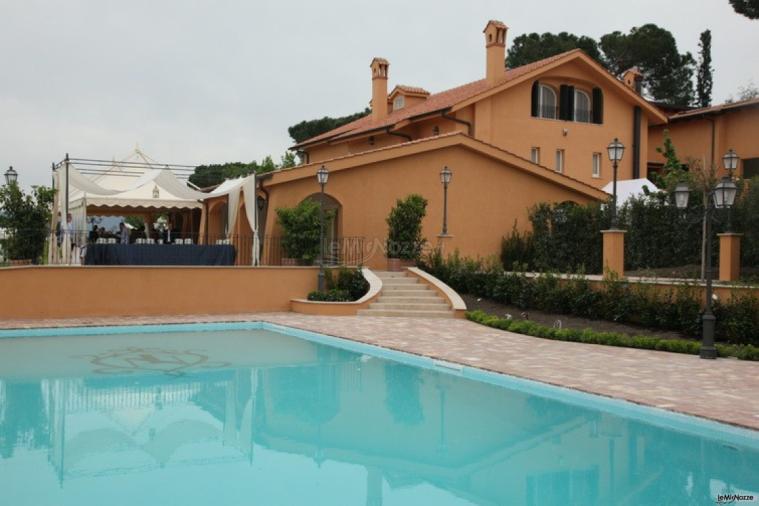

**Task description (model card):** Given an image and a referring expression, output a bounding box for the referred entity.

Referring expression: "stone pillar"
[436,234,453,257]
[601,229,626,277]
[717,233,742,282]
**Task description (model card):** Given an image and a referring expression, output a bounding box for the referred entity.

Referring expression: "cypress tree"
[697,30,713,108]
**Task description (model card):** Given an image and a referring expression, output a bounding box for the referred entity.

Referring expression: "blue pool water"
[0,322,757,505]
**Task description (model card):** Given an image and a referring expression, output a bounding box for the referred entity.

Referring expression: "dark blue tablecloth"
[84,244,236,266]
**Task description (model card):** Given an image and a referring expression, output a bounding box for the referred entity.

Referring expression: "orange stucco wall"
[648,108,759,177]
[305,59,653,190]
[474,59,649,188]
[0,266,318,319]
[265,141,600,269]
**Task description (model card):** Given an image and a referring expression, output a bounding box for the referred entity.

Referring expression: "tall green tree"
[287,108,370,145]
[697,30,713,108]
[0,183,55,262]
[730,0,759,19]
[600,24,695,106]
[506,32,603,68]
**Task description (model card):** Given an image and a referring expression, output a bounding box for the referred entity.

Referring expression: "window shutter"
[559,85,569,120]
[592,87,604,124]
[567,86,575,121]
[531,81,540,117]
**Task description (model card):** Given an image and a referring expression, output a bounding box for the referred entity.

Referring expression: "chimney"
[484,20,508,84]
[370,58,390,121]
[622,67,643,94]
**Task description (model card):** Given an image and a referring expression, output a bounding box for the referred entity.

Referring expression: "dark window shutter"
[592,87,604,124]
[567,86,576,121]
[531,81,540,117]
[559,85,569,120]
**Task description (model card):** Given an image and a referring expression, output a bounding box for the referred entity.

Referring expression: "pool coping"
[1,317,758,450]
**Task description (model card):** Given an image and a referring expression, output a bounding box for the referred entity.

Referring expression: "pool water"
[0,323,757,505]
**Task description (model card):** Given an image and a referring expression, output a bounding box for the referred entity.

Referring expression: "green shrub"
[386,194,427,260]
[500,224,535,270]
[466,310,759,361]
[307,289,352,302]
[312,267,369,302]
[421,252,759,345]
[276,199,335,265]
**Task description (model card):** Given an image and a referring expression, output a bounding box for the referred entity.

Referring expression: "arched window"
[538,84,557,119]
[574,89,592,123]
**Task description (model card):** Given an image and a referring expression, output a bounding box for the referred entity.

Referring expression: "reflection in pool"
[0,325,757,505]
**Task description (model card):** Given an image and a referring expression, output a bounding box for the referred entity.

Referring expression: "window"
[432,126,440,136]
[592,152,601,178]
[538,85,557,119]
[530,147,540,164]
[574,90,592,123]
[555,149,565,173]
[393,95,405,110]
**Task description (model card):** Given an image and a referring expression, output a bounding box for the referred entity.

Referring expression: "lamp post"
[4,166,18,185]
[316,165,329,292]
[606,138,625,228]
[722,148,739,231]
[673,165,738,359]
[440,166,452,236]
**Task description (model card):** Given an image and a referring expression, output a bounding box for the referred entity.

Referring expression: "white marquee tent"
[51,149,259,265]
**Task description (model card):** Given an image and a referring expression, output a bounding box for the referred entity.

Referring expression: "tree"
[696,30,713,108]
[726,80,759,103]
[189,154,290,188]
[729,0,759,19]
[600,24,695,106]
[287,108,370,145]
[507,32,603,68]
[0,183,55,262]
[386,194,428,260]
[280,151,297,169]
[653,129,690,190]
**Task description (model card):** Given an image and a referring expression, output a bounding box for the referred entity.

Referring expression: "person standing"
[119,222,129,244]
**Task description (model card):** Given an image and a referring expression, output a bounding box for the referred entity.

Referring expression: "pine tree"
[697,30,713,108]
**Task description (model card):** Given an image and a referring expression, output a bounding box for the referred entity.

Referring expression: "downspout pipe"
[442,109,472,136]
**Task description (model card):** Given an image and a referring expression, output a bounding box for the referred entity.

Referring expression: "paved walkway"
[2,313,759,431]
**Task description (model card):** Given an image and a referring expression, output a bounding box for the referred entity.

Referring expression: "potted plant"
[276,199,334,266]
[386,194,428,271]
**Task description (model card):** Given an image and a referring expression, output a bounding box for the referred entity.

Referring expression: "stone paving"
[2,312,759,431]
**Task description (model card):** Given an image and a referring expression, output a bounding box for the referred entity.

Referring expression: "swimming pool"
[0,322,757,505]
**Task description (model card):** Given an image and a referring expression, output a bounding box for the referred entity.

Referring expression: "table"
[84,244,236,266]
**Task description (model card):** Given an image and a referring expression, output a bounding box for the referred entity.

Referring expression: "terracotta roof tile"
[294,50,578,148]
[668,97,759,121]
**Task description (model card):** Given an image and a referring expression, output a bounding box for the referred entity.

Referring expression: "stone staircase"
[357,270,455,318]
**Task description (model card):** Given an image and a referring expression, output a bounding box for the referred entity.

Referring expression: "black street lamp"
[4,166,18,185]
[606,138,625,228]
[721,148,739,231]
[316,165,329,291]
[440,166,452,236]
[673,163,738,359]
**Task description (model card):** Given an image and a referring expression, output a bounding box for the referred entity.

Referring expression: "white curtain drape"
[241,176,259,265]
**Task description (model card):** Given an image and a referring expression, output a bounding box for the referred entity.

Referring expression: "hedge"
[466,310,759,361]
[420,251,759,346]
[501,178,759,274]
[307,267,369,302]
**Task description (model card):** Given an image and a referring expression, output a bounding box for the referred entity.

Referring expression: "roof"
[294,49,668,149]
[667,97,759,122]
[272,132,608,201]
[389,85,430,98]
[293,50,578,149]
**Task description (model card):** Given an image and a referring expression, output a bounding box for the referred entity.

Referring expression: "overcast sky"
[1,0,757,189]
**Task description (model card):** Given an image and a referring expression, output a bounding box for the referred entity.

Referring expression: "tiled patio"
[2,312,759,431]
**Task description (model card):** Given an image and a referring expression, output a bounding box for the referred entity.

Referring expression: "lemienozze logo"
[716,492,755,504]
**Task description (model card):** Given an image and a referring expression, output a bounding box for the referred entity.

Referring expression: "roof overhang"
[267,132,607,202]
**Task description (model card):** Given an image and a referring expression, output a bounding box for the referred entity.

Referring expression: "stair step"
[357,309,454,318]
[381,284,429,292]
[370,301,450,310]
[378,295,442,303]
[380,278,418,285]
[374,271,409,278]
